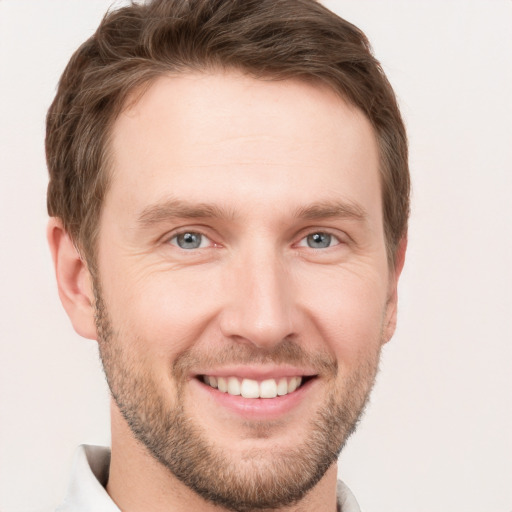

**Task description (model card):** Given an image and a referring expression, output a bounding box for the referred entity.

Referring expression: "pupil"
[178,232,201,249]
[308,232,330,248]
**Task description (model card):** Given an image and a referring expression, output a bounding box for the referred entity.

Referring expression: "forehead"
[106,71,381,223]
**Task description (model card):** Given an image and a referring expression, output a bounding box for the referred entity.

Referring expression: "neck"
[106,401,339,512]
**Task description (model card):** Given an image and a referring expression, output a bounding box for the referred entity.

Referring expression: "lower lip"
[193,378,315,421]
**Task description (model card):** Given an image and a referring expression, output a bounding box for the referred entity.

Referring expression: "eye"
[169,232,210,250]
[298,232,340,249]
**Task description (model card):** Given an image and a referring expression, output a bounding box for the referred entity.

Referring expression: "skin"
[48,71,406,512]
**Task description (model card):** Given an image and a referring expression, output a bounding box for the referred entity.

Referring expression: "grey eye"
[306,232,332,249]
[173,232,204,249]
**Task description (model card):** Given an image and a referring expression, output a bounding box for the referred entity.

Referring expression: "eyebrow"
[292,200,367,222]
[137,198,367,228]
[137,199,236,227]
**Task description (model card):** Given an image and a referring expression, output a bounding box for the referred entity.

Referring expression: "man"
[46,0,409,510]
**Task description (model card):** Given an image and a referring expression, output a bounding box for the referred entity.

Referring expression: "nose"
[218,248,298,349]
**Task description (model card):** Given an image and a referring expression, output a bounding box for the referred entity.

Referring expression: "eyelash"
[166,229,344,251]
[297,231,342,249]
[168,231,214,250]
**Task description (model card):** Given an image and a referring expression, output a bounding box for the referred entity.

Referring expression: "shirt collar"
[56,444,361,512]
[336,479,362,512]
[56,445,120,512]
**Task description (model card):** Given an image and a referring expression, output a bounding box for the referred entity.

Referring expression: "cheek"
[100,262,224,358]
[297,265,388,362]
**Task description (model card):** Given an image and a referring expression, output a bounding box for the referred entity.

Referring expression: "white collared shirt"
[56,445,361,512]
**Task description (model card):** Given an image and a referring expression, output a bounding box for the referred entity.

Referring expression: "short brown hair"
[46,0,409,268]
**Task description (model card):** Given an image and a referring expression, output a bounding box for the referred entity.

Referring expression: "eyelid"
[160,226,348,250]
[170,232,212,249]
[163,227,217,249]
[295,228,346,248]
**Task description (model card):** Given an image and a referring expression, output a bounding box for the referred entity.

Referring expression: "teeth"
[260,379,277,398]
[288,376,299,393]
[240,378,260,398]
[217,377,228,392]
[227,377,241,396]
[203,376,303,398]
[276,377,288,396]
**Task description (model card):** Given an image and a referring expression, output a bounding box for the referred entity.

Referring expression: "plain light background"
[1,1,511,511]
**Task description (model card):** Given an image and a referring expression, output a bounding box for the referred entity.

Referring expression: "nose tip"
[227,314,294,350]
[218,257,297,349]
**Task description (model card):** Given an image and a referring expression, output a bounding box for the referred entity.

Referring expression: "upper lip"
[192,365,318,380]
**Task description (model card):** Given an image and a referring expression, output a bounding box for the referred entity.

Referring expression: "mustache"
[172,338,338,379]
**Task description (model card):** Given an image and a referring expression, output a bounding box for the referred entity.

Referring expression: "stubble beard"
[94,284,381,512]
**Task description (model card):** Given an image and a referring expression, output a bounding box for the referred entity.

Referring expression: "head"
[46,1,409,510]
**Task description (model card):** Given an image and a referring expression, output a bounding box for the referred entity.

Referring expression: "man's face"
[93,71,398,510]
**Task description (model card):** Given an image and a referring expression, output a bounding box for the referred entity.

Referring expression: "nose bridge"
[220,242,296,348]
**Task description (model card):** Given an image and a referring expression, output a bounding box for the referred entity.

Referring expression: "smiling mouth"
[199,375,314,399]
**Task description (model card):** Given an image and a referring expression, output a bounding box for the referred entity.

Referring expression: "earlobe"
[47,218,98,340]
[382,236,408,344]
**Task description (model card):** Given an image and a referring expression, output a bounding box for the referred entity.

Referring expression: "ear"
[47,218,97,340]
[382,236,407,344]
